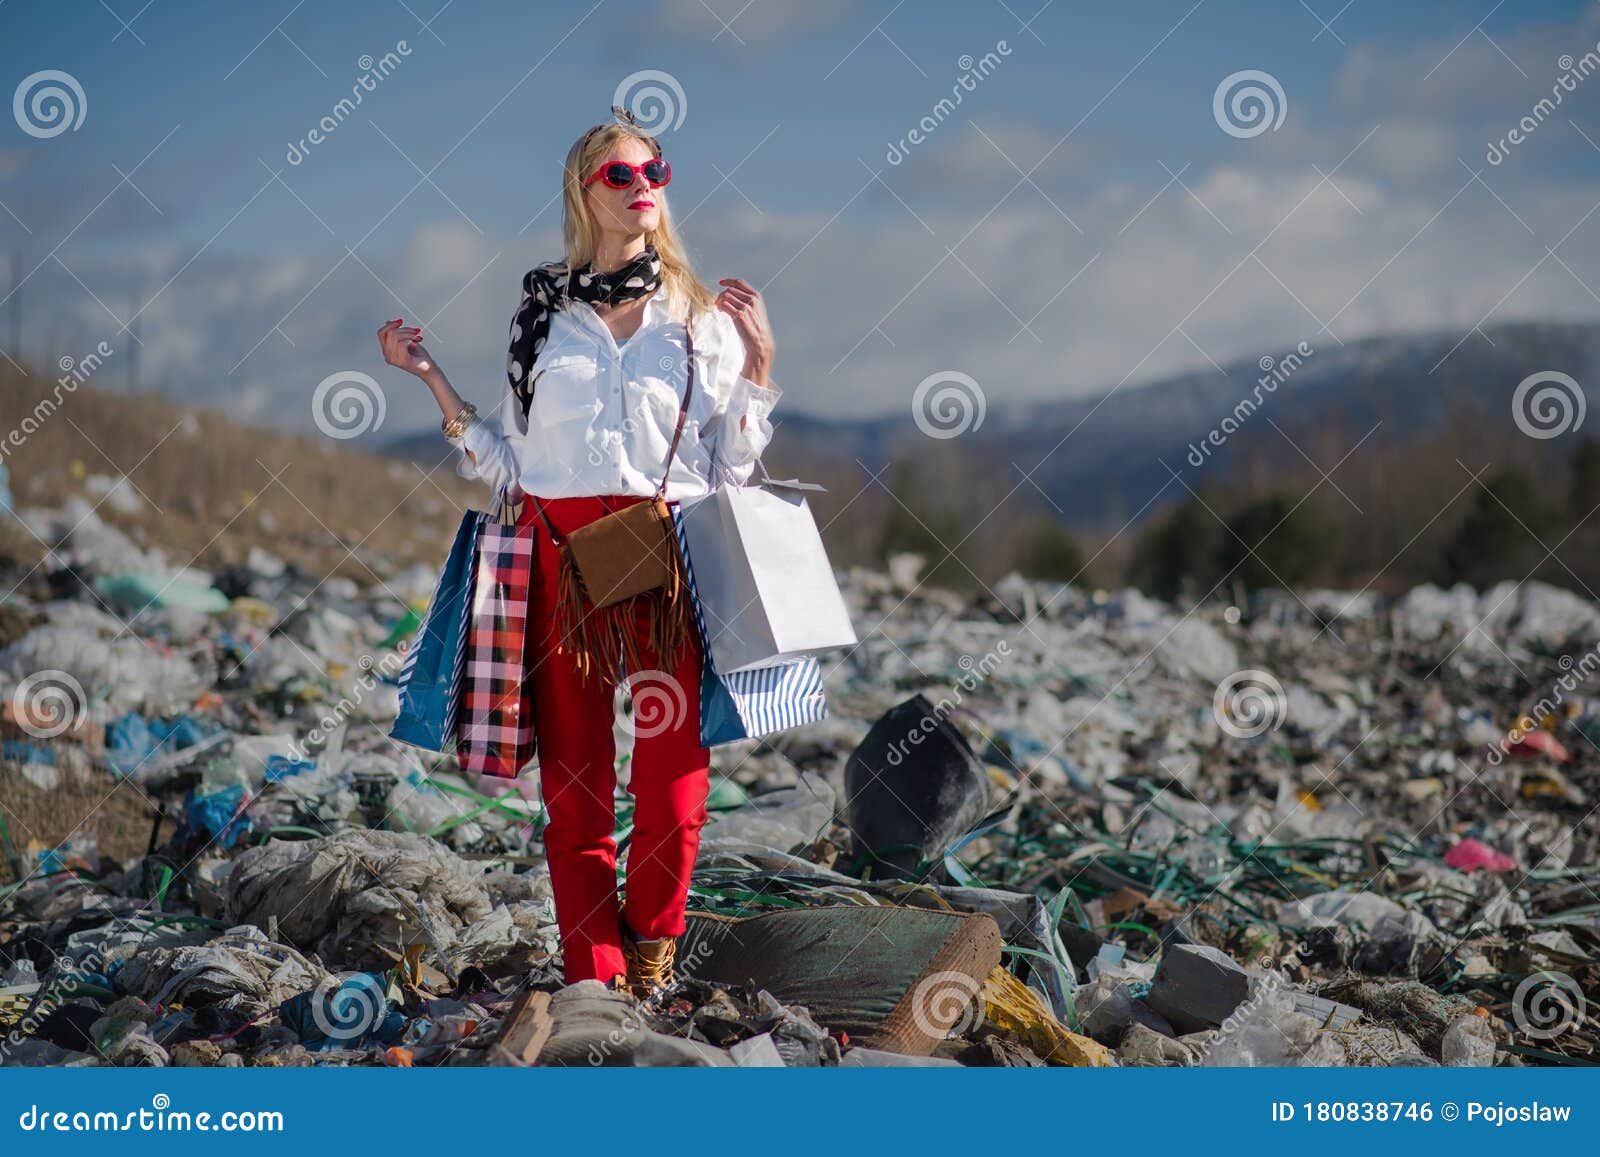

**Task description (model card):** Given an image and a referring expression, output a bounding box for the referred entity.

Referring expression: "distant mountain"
[993,321,1600,523]
[382,321,1600,529]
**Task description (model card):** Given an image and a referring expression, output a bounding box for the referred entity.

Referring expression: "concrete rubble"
[1,516,1596,1067]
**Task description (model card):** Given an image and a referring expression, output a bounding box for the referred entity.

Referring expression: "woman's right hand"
[377,318,435,378]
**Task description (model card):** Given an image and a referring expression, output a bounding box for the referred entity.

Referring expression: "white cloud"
[24,149,1599,433]
[1358,117,1458,183]
[15,6,1600,433]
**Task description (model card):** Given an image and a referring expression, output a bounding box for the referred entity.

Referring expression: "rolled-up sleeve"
[446,383,526,501]
[700,308,781,485]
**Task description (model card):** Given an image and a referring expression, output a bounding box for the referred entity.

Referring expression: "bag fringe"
[551,535,695,687]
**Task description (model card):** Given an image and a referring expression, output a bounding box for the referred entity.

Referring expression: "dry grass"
[0,367,483,865]
[0,761,174,885]
[0,365,481,591]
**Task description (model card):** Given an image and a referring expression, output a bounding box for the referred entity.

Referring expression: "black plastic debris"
[1145,944,1251,1034]
[843,694,992,879]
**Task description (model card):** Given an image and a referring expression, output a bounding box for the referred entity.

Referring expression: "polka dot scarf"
[506,244,664,417]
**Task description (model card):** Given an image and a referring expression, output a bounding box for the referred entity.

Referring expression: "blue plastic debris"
[26,836,99,876]
[1087,943,1128,980]
[106,712,221,778]
[182,783,252,849]
[279,973,404,1051]
[264,754,317,783]
[0,739,56,765]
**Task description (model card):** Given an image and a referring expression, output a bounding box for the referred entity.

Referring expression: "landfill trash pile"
[1,502,1596,1067]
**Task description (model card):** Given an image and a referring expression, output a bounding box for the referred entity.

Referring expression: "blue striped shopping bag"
[390,511,482,752]
[669,501,830,747]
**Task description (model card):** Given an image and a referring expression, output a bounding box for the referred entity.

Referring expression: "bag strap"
[530,494,562,546]
[490,486,520,526]
[653,312,696,500]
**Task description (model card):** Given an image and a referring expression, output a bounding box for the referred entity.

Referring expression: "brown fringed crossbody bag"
[528,315,698,685]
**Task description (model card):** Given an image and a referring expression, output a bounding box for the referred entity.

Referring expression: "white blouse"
[448,282,782,502]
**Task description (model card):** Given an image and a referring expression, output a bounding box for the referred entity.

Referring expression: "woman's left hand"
[716,277,775,385]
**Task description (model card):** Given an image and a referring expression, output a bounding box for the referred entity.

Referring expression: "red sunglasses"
[583,156,672,190]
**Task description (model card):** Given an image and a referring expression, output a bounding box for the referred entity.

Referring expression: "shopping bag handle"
[490,486,522,526]
[750,457,827,493]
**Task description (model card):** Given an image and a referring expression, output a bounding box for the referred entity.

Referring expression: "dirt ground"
[0,759,176,885]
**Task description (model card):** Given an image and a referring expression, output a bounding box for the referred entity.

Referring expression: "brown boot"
[621,934,677,1000]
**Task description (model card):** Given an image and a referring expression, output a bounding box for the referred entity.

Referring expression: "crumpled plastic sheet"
[0,619,209,716]
[1201,978,1347,1067]
[6,501,1599,1070]
[441,900,560,975]
[16,499,168,577]
[385,772,488,849]
[1394,580,1600,659]
[1279,891,1445,975]
[115,924,327,1013]
[247,763,360,831]
[536,980,735,1068]
[222,829,494,972]
[6,882,199,982]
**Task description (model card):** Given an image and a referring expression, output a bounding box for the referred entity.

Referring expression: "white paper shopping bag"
[679,476,858,674]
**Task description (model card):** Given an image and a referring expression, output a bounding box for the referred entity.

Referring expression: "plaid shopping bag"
[457,504,538,779]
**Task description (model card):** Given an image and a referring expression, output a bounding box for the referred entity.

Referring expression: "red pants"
[521,493,711,986]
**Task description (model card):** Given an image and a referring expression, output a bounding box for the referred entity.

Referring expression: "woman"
[377,108,781,998]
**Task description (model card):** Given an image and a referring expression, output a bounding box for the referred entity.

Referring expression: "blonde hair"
[559,122,717,324]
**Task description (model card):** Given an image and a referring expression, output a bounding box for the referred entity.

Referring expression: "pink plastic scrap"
[1444,837,1516,873]
[1507,730,1570,763]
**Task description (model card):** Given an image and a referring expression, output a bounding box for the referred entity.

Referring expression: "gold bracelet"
[441,402,477,439]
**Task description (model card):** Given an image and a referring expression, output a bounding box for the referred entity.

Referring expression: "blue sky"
[4,0,1600,436]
